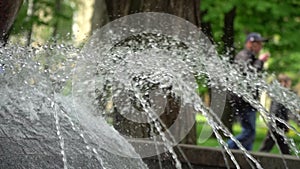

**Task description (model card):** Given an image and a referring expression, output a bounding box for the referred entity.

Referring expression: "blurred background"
[7,0,300,91]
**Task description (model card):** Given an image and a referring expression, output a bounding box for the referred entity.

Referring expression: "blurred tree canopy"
[9,0,300,85]
[201,0,300,85]
[11,0,77,44]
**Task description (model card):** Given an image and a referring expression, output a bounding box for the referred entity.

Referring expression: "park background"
[6,0,300,155]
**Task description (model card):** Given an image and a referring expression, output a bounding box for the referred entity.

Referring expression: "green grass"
[195,113,300,155]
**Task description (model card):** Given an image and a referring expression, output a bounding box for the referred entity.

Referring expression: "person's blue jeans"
[0,65,4,73]
[228,106,256,150]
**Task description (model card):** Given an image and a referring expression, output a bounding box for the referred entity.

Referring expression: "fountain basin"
[130,140,300,169]
[1,135,299,168]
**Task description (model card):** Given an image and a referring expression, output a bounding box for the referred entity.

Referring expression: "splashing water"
[75,12,300,168]
[1,12,300,169]
[0,44,148,169]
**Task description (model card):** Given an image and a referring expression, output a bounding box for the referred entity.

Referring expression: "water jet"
[1,12,300,169]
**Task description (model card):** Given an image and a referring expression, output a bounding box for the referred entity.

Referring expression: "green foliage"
[201,0,300,86]
[9,1,300,85]
[196,113,300,154]
[268,52,300,84]
[195,74,209,96]
[11,0,78,42]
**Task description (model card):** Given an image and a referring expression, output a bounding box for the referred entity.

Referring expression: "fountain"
[0,44,149,169]
[1,12,300,169]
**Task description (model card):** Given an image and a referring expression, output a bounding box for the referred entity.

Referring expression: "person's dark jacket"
[234,49,264,72]
[270,100,290,132]
[229,48,265,112]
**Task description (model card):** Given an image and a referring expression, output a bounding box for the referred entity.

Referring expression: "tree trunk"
[221,7,236,134]
[25,0,34,46]
[95,0,201,27]
[200,10,213,43]
[0,0,23,45]
[222,7,236,58]
[92,0,201,145]
[91,0,109,31]
[52,0,61,38]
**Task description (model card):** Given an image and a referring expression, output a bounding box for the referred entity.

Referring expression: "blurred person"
[227,32,270,150]
[259,74,292,155]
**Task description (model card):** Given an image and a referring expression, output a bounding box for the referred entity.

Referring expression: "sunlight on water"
[1,12,300,169]
[75,12,300,168]
[0,44,148,169]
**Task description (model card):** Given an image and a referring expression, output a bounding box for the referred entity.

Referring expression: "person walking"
[227,32,269,151]
[259,74,291,154]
